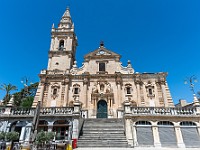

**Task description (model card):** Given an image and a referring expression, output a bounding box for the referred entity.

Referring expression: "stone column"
[6,123,11,132]
[72,119,79,140]
[68,121,73,141]
[132,125,138,147]
[117,83,121,106]
[174,123,185,148]
[83,78,88,108]
[161,83,168,107]
[64,79,69,106]
[151,122,161,147]
[125,119,133,146]
[136,83,141,106]
[196,123,200,137]
[24,123,32,144]
[48,122,54,132]
[19,127,26,143]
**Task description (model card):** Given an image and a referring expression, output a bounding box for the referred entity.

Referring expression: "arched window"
[157,121,177,147]
[157,121,174,126]
[38,120,48,132]
[180,121,196,126]
[135,121,151,125]
[125,84,132,95]
[53,89,57,95]
[180,121,200,147]
[73,84,80,95]
[53,120,70,140]
[59,40,64,50]
[135,121,154,146]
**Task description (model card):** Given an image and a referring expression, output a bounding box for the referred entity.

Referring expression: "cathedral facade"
[1,7,200,149]
[33,8,174,119]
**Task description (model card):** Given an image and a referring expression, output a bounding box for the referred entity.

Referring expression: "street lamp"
[184,75,199,104]
[21,77,33,93]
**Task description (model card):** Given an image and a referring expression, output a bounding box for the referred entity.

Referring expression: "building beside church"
[1,7,200,149]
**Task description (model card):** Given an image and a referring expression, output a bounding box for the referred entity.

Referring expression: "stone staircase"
[77,118,128,147]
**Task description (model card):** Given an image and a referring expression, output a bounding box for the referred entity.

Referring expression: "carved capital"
[83,78,89,85]
[115,73,122,85]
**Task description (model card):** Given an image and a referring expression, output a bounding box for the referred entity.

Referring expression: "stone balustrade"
[131,107,198,116]
[40,107,73,115]
[0,107,74,117]
[11,108,35,116]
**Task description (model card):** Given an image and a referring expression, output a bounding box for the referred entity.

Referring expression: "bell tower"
[47,7,78,72]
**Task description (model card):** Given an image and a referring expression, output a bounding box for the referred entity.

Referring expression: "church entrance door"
[97,100,107,118]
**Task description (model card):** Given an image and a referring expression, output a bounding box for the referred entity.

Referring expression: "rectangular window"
[149,89,153,95]
[99,63,105,71]
[127,87,131,94]
[53,89,57,95]
[74,88,79,94]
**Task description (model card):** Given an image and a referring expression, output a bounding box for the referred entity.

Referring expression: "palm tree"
[0,83,17,105]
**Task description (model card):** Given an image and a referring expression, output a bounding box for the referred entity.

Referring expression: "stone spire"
[58,7,73,28]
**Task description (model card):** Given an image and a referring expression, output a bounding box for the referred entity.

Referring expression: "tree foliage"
[20,96,34,108]
[0,132,6,140]
[13,82,38,107]
[36,131,54,144]
[0,131,19,142]
[0,83,17,105]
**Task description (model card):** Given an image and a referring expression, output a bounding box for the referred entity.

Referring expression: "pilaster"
[64,78,69,106]
[132,125,138,147]
[174,122,185,148]
[24,123,32,144]
[48,122,54,132]
[19,127,26,143]
[83,77,89,108]
[151,122,161,147]
[125,119,133,146]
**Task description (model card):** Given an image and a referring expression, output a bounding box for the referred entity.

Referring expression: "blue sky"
[0,0,200,104]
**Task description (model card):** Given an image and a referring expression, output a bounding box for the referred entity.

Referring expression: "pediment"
[84,47,121,61]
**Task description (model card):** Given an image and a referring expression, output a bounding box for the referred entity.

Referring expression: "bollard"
[66,144,72,150]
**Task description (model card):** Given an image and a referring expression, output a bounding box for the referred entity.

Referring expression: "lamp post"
[21,77,33,96]
[184,75,199,104]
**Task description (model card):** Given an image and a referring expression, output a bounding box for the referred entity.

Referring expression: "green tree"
[0,83,17,105]
[0,132,6,140]
[36,131,54,144]
[20,96,34,108]
[5,131,19,141]
[13,82,38,107]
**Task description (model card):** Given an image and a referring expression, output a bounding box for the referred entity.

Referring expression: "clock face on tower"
[99,50,105,54]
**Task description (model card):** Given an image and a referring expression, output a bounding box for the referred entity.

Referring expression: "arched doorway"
[97,100,107,118]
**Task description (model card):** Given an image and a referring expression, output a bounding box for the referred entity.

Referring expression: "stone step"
[77,143,128,147]
[83,125,124,127]
[78,118,128,148]
[79,135,126,138]
[78,139,128,142]
[83,129,124,131]
[82,131,124,134]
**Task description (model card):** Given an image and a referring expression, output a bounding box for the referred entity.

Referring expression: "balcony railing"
[131,107,198,116]
[0,107,74,117]
[40,107,73,115]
